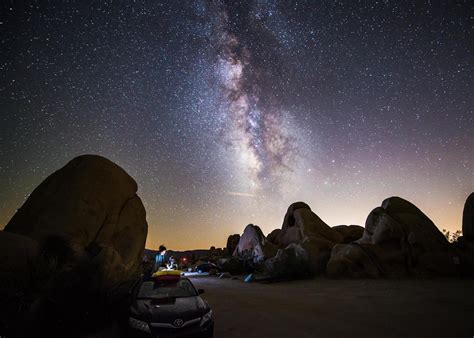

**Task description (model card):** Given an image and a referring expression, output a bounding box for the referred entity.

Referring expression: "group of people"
[142,248,177,279]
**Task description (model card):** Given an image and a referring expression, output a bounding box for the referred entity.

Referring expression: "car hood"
[131,296,209,322]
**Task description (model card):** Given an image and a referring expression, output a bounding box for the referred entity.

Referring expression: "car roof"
[141,275,192,284]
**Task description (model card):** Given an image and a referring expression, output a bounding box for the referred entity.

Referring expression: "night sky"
[1,1,472,250]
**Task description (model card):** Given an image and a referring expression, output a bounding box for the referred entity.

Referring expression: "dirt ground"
[190,276,474,338]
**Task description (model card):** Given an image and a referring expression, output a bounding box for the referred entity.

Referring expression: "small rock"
[218,272,232,278]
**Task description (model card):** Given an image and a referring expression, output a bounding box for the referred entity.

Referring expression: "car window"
[138,279,197,299]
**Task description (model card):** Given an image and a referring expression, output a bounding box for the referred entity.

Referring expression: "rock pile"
[265,202,344,276]
[327,197,458,277]
[228,194,473,280]
[233,224,277,264]
[226,234,240,256]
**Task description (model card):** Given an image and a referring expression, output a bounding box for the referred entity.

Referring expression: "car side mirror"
[198,289,205,294]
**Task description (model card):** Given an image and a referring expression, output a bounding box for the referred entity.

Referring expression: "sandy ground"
[190,276,474,338]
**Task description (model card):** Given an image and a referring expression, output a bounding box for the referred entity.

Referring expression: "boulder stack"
[278,202,343,247]
[264,244,310,279]
[225,234,240,256]
[331,225,364,243]
[327,196,457,278]
[233,224,277,264]
[271,202,344,274]
[266,228,283,247]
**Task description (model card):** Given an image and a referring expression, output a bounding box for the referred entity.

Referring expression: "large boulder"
[4,154,148,287]
[332,225,364,243]
[270,202,344,274]
[217,257,245,274]
[233,224,277,264]
[451,193,474,275]
[463,192,474,241]
[361,198,451,252]
[327,241,411,278]
[300,237,335,273]
[0,231,39,294]
[266,228,283,247]
[264,244,310,279]
[327,196,458,278]
[225,234,240,256]
[327,243,383,278]
[279,202,343,246]
[0,231,40,331]
[1,155,148,336]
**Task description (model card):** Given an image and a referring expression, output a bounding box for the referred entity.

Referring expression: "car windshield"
[138,279,197,299]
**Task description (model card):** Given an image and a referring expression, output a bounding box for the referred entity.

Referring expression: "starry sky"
[1,1,472,250]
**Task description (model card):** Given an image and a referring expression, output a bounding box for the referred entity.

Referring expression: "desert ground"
[190,276,474,338]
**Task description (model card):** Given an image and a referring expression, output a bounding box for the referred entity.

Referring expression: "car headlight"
[200,309,213,326]
[129,317,151,333]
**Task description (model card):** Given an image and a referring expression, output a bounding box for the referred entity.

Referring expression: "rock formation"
[327,196,458,278]
[453,193,474,275]
[268,202,344,274]
[217,257,245,274]
[264,244,310,279]
[226,234,240,256]
[331,225,364,243]
[5,155,147,285]
[0,231,40,329]
[233,224,277,264]
[278,202,343,247]
[1,155,148,336]
[266,228,282,247]
[462,192,474,241]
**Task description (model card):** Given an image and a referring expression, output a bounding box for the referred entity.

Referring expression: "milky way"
[0,1,472,249]
[212,1,297,193]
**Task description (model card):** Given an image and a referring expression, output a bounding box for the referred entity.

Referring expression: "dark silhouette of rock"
[279,202,343,247]
[0,231,39,332]
[326,243,382,278]
[300,237,334,274]
[271,202,344,274]
[1,155,148,337]
[462,192,474,241]
[264,244,311,279]
[226,234,240,256]
[332,225,364,243]
[362,197,450,252]
[0,231,39,292]
[217,257,245,274]
[266,229,282,247]
[209,246,224,257]
[327,196,458,278]
[233,224,277,264]
[5,155,147,288]
[451,193,474,275]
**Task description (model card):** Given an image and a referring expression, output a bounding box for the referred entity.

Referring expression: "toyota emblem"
[173,318,184,327]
